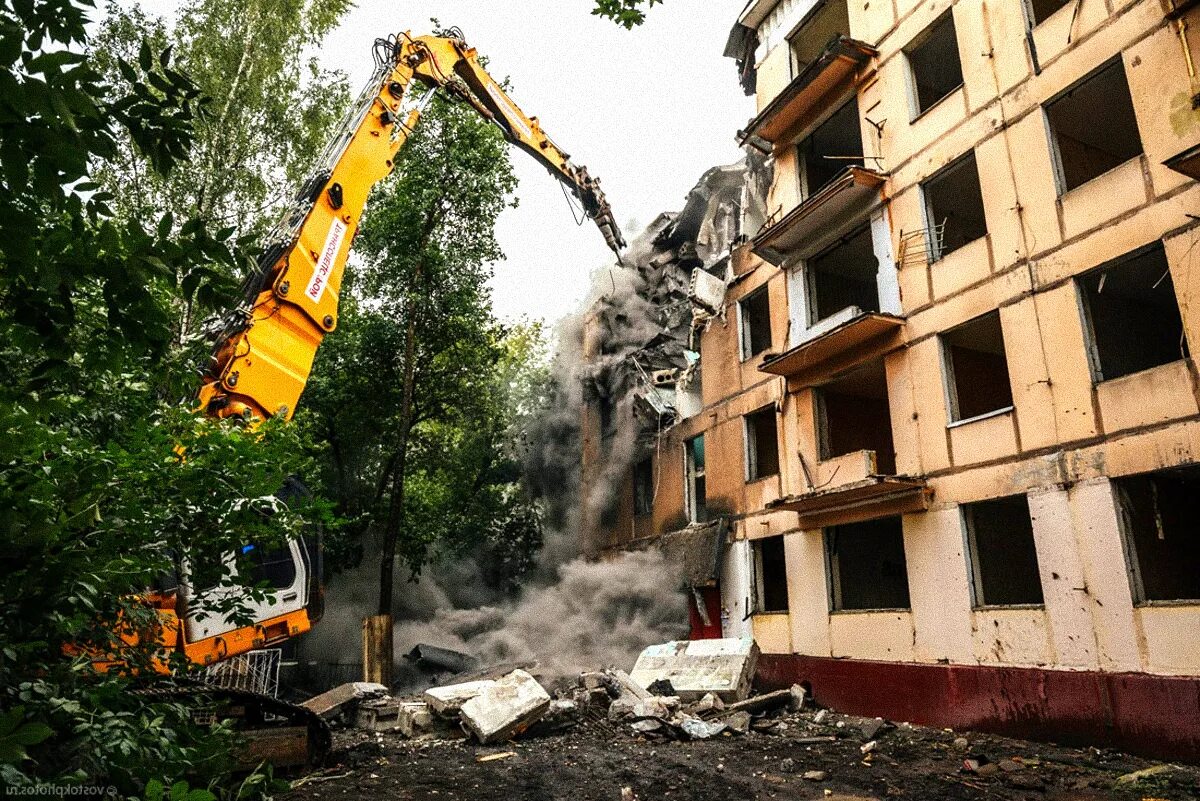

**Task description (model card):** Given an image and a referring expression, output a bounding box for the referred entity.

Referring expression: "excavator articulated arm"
[197,30,624,424]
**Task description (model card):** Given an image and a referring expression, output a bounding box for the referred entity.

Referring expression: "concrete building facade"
[584,0,1200,759]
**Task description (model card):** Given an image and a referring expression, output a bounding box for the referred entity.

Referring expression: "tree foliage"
[90,0,352,243]
[592,0,665,28]
[0,0,329,794]
[300,89,547,614]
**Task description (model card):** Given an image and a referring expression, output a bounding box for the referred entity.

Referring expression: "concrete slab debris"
[459,669,551,744]
[725,711,751,734]
[396,701,434,738]
[404,643,480,675]
[301,681,388,719]
[679,716,727,739]
[629,637,759,702]
[632,696,679,720]
[424,679,496,716]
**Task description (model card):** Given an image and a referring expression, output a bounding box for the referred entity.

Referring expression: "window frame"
[633,456,655,518]
[961,495,1045,609]
[738,285,773,362]
[753,535,790,613]
[1043,57,1144,196]
[744,405,781,483]
[1075,242,1188,384]
[824,519,912,612]
[903,10,965,120]
[684,434,707,524]
[920,150,988,262]
[938,310,1015,425]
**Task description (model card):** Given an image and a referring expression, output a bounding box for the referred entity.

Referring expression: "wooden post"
[362,614,393,687]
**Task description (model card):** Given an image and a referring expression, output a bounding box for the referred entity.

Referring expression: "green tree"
[299,87,548,620]
[592,0,664,27]
[0,0,327,793]
[90,0,352,243]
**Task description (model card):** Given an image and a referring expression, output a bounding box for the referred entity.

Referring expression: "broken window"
[797,98,864,199]
[818,360,896,474]
[754,535,789,613]
[905,12,964,115]
[1079,244,1187,382]
[1045,59,1143,193]
[941,310,1014,423]
[826,517,911,611]
[739,286,773,360]
[633,457,654,517]
[745,406,780,481]
[685,435,707,524]
[790,0,851,78]
[1115,466,1200,603]
[922,151,988,259]
[807,224,879,324]
[964,495,1044,607]
[1025,0,1071,26]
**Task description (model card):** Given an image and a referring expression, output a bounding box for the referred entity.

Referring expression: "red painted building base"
[757,654,1200,763]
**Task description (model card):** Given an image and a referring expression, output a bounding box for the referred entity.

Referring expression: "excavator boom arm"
[197,31,623,424]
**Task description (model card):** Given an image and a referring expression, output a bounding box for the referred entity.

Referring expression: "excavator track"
[133,681,331,771]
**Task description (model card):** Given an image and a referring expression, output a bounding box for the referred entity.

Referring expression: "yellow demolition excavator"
[133,30,624,766]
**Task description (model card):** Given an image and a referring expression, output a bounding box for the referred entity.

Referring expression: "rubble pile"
[288,639,1200,801]
[300,637,814,747]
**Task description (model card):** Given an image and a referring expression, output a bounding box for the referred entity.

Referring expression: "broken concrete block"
[726,711,751,734]
[789,684,807,712]
[423,679,496,716]
[860,718,893,740]
[459,669,551,744]
[629,637,759,702]
[607,668,652,701]
[632,696,679,720]
[689,692,725,715]
[608,698,636,722]
[355,698,403,732]
[301,681,388,719]
[803,770,828,782]
[397,701,434,738]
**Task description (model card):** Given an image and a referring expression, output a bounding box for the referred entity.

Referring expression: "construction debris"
[630,637,759,701]
[424,679,496,715]
[404,644,480,675]
[459,669,552,744]
[301,681,388,720]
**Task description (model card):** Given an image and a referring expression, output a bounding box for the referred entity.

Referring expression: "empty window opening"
[740,287,773,360]
[1116,466,1200,603]
[808,224,879,324]
[633,457,654,517]
[942,311,1014,422]
[685,435,707,524]
[798,98,864,200]
[745,407,781,481]
[905,12,964,115]
[826,517,910,611]
[818,360,896,474]
[754,535,790,612]
[790,0,851,77]
[1046,59,1143,193]
[1080,244,1187,382]
[965,495,1044,607]
[1026,0,1071,26]
[922,151,988,259]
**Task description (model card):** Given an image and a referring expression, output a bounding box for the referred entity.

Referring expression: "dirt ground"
[283,704,1200,801]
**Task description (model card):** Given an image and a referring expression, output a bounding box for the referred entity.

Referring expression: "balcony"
[738,36,877,149]
[761,311,904,387]
[768,359,928,528]
[753,166,887,266]
[768,451,929,529]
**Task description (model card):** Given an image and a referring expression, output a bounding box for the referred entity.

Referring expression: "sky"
[128,1,755,325]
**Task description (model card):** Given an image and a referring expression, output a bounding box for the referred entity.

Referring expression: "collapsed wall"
[572,152,771,544]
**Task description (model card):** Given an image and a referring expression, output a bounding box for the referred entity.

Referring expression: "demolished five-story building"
[583,0,1200,759]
